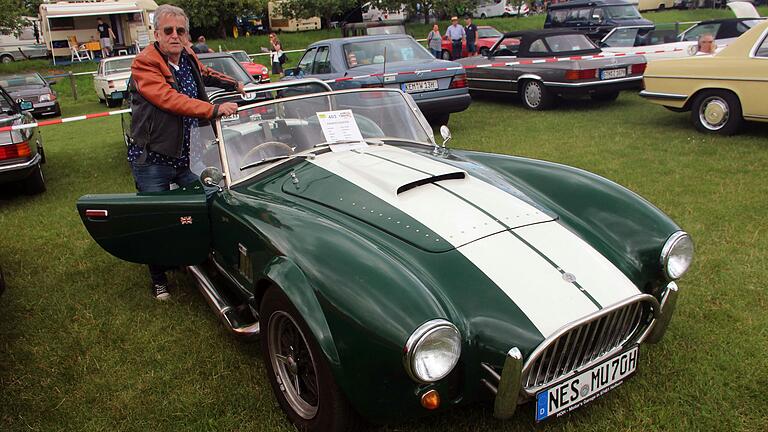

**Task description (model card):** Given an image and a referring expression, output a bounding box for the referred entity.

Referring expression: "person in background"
[128,4,242,300]
[445,16,466,60]
[696,33,717,55]
[96,17,116,58]
[464,16,478,57]
[427,24,442,58]
[193,35,214,53]
[269,32,284,77]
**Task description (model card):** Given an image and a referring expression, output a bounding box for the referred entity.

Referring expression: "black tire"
[0,55,12,64]
[479,47,490,57]
[260,288,361,432]
[106,98,121,108]
[441,50,451,60]
[591,91,620,102]
[502,12,510,17]
[690,90,743,135]
[480,13,487,19]
[427,113,450,126]
[520,80,554,110]
[24,164,46,195]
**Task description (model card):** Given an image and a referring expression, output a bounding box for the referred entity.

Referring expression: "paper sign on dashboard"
[316,110,367,152]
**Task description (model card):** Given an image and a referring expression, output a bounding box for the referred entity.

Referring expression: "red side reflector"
[565,69,597,80]
[0,142,31,161]
[85,209,109,218]
[631,63,647,75]
[108,80,115,89]
[449,74,467,89]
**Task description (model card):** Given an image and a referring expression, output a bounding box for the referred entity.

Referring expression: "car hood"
[5,86,47,99]
[281,144,641,338]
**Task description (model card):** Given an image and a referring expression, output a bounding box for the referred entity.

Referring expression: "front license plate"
[402,80,438,93]
[600,68,627,80]
[535,345,639,423]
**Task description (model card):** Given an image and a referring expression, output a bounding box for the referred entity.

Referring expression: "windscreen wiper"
[239,154,316,171]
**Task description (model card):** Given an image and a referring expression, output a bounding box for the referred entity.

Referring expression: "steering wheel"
[241,141,294,168]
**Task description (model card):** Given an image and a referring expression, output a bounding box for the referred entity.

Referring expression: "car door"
[295,47,318,78]
[475,36,521,92]
[310,46,335,81]
[77,184,211,266]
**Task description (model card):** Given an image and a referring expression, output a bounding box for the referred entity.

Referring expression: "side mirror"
[200,166,223,188]
[439,125,452,146]
[17,100,33,112]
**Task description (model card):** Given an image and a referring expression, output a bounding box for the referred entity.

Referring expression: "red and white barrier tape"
[0,109,130,132]
[1,47,685,132]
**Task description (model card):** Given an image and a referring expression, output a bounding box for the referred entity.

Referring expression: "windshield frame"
[214,87,435,188]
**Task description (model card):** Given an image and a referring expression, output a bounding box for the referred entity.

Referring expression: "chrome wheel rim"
[524,82,542,108]
[699,96,729,130]
[268,311,319,419]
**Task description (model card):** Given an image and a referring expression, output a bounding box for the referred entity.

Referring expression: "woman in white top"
[269,32,284,77]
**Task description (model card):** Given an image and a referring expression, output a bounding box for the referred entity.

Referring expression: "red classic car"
[229,50,271,82]
[441,26,503,59]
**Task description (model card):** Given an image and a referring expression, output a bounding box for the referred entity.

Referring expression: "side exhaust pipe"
[188,265,260,339]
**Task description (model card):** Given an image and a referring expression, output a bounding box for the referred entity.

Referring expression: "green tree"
[165,0,268,38]
[276,0,356,28]
[0,0,29,34]
[373,0,479,25]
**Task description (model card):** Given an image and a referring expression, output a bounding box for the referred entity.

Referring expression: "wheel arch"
[683,86,742,112]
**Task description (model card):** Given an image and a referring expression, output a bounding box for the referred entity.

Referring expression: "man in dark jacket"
[129,4,241,300]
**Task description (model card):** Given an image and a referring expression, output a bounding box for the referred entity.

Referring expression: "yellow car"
[640,20,768,135]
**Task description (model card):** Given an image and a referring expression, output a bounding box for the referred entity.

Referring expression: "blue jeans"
[130,162,200,286]
[430,48,441,58]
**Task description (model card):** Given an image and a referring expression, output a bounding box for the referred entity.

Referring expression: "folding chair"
[68,36,91,62]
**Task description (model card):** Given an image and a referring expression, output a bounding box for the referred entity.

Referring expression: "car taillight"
[0,142,31,161]
[631,63,647,75]
[449,74,467,89]
[565,69,597,80]
[108,80,115,89]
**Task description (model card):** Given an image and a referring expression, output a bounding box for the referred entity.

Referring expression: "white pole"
[47,15,55,65]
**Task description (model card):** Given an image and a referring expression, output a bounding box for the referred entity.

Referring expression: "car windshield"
[0,74,45,88]
[343,38,433,68]
[478,28,502,39]
[230,51,250,63]
[0,90,14,113]
[603,6,642,19]
[544,34,597,52]
[199,57,253,83]
[104,58,134,74]
[214,89,433,183]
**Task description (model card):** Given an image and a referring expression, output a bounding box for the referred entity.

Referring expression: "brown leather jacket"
[129,43,238,159]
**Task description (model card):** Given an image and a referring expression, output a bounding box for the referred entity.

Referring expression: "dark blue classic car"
[284,34,471,125]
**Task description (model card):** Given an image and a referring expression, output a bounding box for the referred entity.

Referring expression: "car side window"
[682,23,720,42]
[313,46,331,74]
[756,34,768,57]
[297,47,318,74]
[602,28,639,47]
[550,10,568,24]
[493,37,521,56]
[529,39,548,53]
[567,8,590,22]
[592,8,604,22]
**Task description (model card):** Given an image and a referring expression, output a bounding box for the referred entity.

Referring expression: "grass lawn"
[1,6,768,432]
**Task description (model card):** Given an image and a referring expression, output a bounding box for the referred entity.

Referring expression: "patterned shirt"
[128,53,199,168]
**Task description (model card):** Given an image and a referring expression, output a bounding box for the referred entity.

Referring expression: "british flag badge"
[180,216,193,225]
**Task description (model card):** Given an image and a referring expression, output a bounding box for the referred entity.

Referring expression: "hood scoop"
[283,146,553,252]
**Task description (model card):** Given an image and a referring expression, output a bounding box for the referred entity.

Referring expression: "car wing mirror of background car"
[16,99,33,112]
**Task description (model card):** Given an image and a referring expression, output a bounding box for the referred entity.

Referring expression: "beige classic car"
[640,20,768,135]
[93,55,135,108]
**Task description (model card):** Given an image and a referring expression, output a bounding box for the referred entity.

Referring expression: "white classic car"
[93,55,135,107]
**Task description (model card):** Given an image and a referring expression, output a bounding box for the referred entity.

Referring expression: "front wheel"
[441,50,451,60]
[479,47,490,57]
[520,80,554,110]
[690,90,743,135]
[106,98,121,108]
[261,288,360,432]
[0,55,12,64]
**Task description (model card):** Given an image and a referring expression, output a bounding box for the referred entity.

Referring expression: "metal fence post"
[68,71,78,101]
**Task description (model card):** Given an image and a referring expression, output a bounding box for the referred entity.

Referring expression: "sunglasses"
[162,26,186,36]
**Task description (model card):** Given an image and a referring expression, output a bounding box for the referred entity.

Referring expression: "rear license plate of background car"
[534,345,639,422]
[402,80,438,93]
[600,68,627,80]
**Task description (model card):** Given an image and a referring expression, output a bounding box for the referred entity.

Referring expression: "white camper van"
[268,1,321,32]
[39,0,158,64]
[473,0,529,19]
[0,18,48,63]
[361,2,408,22]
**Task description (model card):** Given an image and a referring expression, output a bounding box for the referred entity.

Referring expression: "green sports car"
[77,80,693,430]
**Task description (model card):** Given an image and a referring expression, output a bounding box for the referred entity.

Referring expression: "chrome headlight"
[661,231,694,280]
[39,94,51,102]
[403,319,461,383]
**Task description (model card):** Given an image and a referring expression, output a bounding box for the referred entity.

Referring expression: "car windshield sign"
[343,38,434,68]
[212,89,433,183]
[544,34,597,52]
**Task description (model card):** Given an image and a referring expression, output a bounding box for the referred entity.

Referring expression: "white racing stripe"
[309,145,637,337]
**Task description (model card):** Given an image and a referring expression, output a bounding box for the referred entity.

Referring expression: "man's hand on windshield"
[218,102,239,117]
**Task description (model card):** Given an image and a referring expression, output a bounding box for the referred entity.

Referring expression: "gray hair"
[153,4,189,30]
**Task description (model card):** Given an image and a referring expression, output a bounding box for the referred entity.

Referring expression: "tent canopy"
[43,2,142,19]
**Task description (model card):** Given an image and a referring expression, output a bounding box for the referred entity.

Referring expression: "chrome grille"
[521,295,657,394]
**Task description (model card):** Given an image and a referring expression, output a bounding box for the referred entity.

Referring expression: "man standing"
[96,17,116,58]
[193,35,214,54]
[129,4,242,300]
[464,16,478,57]
[445,16,465,60]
